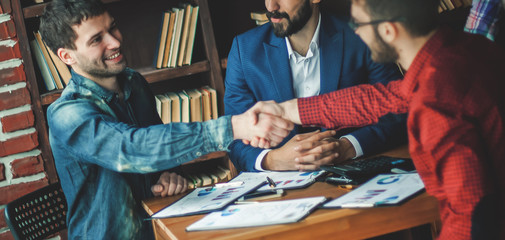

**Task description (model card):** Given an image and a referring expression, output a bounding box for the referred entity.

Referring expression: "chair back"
[5,182,67,240]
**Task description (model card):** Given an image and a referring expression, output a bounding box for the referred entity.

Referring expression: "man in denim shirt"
[39,0,293,239]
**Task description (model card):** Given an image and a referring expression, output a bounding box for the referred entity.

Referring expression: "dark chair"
[5,182,67,240]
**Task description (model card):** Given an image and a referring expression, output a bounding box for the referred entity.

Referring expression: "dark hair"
[39,0,107,53]
[363,0,439,36]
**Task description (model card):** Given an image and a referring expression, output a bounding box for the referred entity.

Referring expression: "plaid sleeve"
[464,0,503,41]
[298,80,408,130]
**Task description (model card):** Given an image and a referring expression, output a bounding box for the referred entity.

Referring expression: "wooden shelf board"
[39,61,210,106]
[23,0,121,18]
[138,60,210,84]
[182,151,227,165]
[40,89,63,106]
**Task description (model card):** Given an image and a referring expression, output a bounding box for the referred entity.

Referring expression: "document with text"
[323,173,425,208]
[231,170,326,192]
[186,196,327,231]
[151,180,265,218]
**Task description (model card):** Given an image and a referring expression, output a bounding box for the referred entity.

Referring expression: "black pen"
[266,176,277,188]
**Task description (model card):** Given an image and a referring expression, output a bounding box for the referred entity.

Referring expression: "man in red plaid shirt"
[252,0,505,239]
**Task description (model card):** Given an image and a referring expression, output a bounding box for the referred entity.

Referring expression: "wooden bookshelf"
[12,0,229,184]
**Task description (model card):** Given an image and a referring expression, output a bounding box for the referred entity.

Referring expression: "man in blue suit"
[224,0,407,171]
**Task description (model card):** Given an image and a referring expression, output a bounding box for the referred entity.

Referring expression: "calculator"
[321,156,416,184]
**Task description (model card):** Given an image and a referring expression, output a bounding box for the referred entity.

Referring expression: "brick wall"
[0,1,50,239]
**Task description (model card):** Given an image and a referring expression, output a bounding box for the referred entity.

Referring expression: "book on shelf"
[45,42,71,86]
[186,88,203,122]
[177,90,190,123]
[155,94,172,124]
[155,11,171,69]
[155,86,218,124]
[168,7,185,68]
[177,3,193,67]
[451,0,463,8]
[165,91,181,122]
[183,5,199,66]
[442,0,455,10]
[250,10,268,21]
[30,39,56,91]
[250,10,268,26]
[161,10,176,68]
[199,86,211,121]
[33,31,64,89]
[201,85,218,119]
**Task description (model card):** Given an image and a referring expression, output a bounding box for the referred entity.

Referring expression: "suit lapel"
[319,14,343,94]
[264,35,295,100]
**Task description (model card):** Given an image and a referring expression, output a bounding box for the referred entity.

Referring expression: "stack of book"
[250,11,268,26]
[185,165,232,189]
[154,85,218,124]
[438,0,472,13]
[154,3,200,69]
[30,31,71,91]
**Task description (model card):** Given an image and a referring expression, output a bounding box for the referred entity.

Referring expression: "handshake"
[231,99,300,149]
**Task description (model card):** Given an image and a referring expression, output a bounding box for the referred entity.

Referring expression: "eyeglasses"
[348,17,404,31]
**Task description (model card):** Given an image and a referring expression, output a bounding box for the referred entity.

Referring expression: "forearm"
[296,81,408,129]
[49,106,233,173]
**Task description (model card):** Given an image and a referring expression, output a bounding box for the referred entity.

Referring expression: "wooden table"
[142,147,441,240]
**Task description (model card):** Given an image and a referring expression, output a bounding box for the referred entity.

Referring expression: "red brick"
[0,231,14,240]
[0,18,15,40]
[0,64,26,85]
[0,208,6,229]
[0,132,38,157]
[0,39,20,62]
[0,0,11,14]
[11,155,44,178]
[0,163,4,181]
[0,178,48,205]
[1,110,34,133]
[0,88,31,111]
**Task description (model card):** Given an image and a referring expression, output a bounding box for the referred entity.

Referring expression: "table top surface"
[142,146,441,240]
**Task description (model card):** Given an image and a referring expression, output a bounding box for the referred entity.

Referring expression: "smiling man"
[224,0,407,172]
[254,0,505,238]
[39,0,293,239]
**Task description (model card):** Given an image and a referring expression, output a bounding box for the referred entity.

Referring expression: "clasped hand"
[232,101,294,148]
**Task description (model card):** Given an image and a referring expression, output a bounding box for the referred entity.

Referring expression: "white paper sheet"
[186,196,327,231]
[323,173,425,208]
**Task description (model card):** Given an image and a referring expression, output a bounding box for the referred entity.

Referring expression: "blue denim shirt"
[47,68,233,239]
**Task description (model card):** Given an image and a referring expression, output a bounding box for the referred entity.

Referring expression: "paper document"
[186,196,327,231]
[323,173,424,208]
[151,180,264,218]
[231,170,326,192]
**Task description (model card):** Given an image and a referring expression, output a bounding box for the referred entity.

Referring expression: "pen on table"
[266,176,276,188]
[338,184,357,190]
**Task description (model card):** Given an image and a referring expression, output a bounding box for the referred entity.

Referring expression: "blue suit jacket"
[224,13,407,171]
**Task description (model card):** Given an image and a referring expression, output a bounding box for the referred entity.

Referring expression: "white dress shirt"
[255,14,363,170]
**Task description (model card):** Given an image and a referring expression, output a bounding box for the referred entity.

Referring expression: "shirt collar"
[286,13,321,61]
[69,68,134,103]
[402,27,445,95]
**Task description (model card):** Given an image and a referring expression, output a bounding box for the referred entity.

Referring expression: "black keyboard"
[321,156,416,184]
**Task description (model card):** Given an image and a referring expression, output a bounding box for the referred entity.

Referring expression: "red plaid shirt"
[299,27,505,239]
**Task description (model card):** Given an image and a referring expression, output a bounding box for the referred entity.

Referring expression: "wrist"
[261,150,276,170]
[339,137,357,160]
[231,115,242,140]
[280,99,301,124]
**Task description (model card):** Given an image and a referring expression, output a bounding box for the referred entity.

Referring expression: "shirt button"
[196,152,202,157]
[218,144,224,150]
[306,87,310,91]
